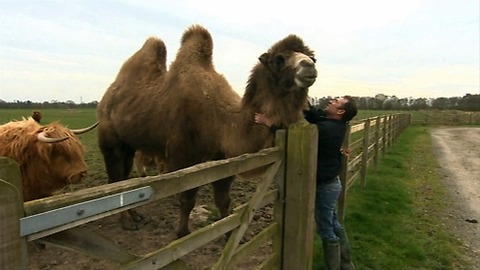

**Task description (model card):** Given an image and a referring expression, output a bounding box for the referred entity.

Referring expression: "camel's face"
[287,52,317,88]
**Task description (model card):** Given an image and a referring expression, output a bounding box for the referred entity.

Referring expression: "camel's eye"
[310,56,317,63]
[273,55,285,70]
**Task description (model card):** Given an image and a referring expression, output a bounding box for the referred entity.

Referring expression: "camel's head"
[287,51,317,88]
[258,34,317,89]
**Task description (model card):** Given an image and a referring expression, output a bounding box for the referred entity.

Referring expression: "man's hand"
[254,113,273,127]
[340,147,351,157]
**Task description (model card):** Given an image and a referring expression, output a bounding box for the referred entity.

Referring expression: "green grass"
[313,126,472,269]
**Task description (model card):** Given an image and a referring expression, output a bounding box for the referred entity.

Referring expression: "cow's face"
[22,126,88,201]
[49,148,88,185]
[1,119,94,201]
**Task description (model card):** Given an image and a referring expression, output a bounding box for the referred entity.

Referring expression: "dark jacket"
[304,108,347,184]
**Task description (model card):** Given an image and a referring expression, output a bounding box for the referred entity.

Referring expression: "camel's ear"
[258,53,269,65]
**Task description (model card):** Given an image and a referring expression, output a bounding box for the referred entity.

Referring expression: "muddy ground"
[27,174,272,270]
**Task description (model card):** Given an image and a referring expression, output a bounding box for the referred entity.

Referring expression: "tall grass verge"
[314,126,472,269]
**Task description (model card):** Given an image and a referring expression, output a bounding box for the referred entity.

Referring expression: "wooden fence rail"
[411,110,480,125]
[0,114,410,269]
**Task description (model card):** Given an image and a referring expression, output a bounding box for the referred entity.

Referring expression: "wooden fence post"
[273,130,287,270]
[385,115,392,147]
[360,118,370,188]
[0,157,27,270]
[382,116,387,158]
[395,114,401,141]
[282,121,318,270]
[338,125,351,222]
[392,115,398,143]
[389,114,395,146]
[373,117,381,170]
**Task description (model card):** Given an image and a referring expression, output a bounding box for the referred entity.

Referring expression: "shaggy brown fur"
[0,118,87,201]
[97,24,317,236]
[134,151,166,177]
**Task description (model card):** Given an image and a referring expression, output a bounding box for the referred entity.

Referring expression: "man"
[255,96,358,270]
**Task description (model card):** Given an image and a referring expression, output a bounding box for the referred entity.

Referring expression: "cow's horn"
[37,132,69,143]
[70,121,99,135]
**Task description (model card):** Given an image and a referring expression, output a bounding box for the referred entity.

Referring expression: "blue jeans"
[315,176,343,241]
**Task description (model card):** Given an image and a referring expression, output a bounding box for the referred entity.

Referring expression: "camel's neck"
[241,86,308,128]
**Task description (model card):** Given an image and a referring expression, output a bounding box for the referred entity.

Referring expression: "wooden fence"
[338,113,411,220]
[411,110,480,126]
[0,114,410,269]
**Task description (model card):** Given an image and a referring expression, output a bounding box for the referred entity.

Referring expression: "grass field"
[0,108,474,268]
[0,108,405,125]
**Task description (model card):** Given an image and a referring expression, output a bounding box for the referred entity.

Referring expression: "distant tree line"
[0,99,98,109]
[310,93,479,111]
[0,93,478,111]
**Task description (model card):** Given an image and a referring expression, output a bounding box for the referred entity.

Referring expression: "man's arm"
[254,113,282,133]
[304,104,326,123]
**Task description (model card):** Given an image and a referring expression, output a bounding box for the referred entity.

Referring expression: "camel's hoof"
[176,229,191,239]
[33,241,46,252]
[120,217,140,231]
[130,211,145,223]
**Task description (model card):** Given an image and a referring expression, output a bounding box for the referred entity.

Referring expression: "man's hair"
[341,96,358,123]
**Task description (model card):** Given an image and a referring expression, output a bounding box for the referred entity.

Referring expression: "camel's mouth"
[296,63,317,86]
[296,71,318,88]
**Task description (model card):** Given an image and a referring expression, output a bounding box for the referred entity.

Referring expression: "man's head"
[325,96,358,123]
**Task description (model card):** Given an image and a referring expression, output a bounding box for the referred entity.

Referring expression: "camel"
[134,151,166,177]
[96,24,317,237]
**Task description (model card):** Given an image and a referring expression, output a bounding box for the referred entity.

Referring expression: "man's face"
[325,97,347,118]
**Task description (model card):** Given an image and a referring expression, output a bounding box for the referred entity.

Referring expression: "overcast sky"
[0,0,479,103]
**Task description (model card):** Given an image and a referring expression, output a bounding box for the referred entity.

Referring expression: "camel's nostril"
[300,59,315,67]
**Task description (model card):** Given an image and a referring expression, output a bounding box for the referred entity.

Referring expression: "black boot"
[335,228,355,270]
[322,240,341,270]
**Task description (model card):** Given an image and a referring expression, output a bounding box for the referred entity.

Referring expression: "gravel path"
[431,127,480,269]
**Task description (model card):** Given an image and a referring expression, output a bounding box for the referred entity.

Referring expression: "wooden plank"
[347,170,361,189]
[0,157,28,269]
[338,125,352,222]
[257,252,278,270]
[160,259,190,270]
[282,121,317,270]
[25,147,282,215]
[22,148,284,240]
[350,123,364,133]
[213,160,281,270]
[348,154,362,169]
[123,213,240,270]
[229,223,279,267]
[39,227,139,263]
[122,189,277,270]
[350,137,363,149]
[22,187,153,239]
[272,130,286,270]
[26,199,152,241]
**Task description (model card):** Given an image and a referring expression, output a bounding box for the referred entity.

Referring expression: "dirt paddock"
[27,175,272,270]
